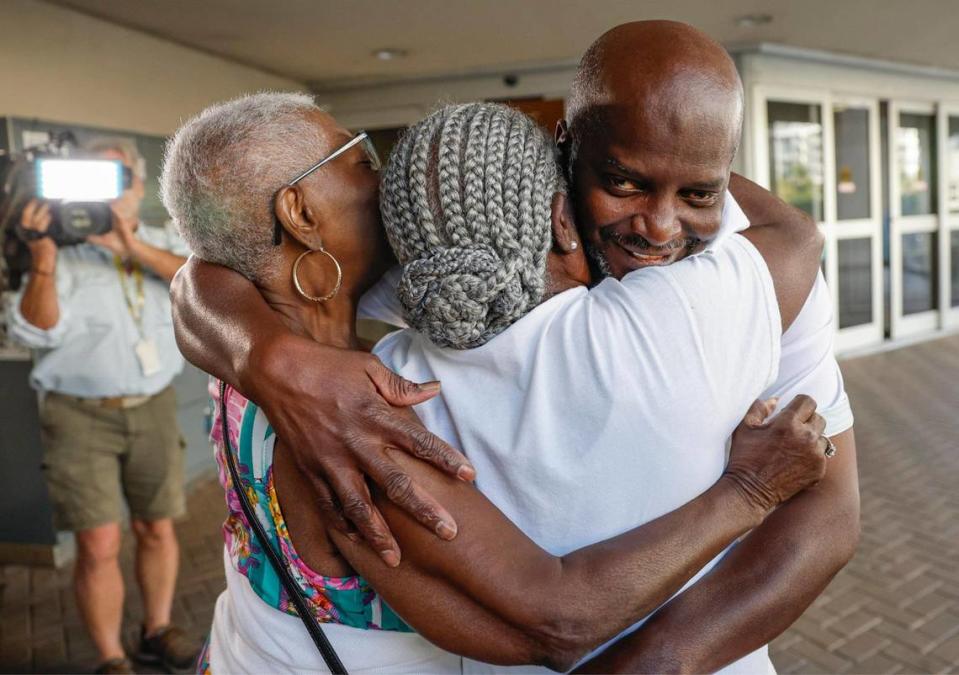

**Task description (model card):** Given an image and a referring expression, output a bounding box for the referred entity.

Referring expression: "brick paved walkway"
[769,334,959,674]
[1,334,957,673]
[0,478,225,674]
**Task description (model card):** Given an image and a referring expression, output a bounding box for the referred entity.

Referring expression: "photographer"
[5,138,198,674]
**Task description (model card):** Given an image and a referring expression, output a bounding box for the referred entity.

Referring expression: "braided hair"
[380,102,561,349]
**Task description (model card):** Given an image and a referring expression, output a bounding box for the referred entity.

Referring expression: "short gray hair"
[380,102,561,349]
[85,136,146,180]
[160,91,324,282]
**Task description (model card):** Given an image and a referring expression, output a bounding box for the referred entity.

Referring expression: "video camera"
[0,132,132,247]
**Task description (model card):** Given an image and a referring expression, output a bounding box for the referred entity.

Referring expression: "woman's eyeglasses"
[274,131,381,245]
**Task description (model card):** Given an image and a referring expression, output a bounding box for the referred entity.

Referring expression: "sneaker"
[135,624,201,672]
[94,657,135,674]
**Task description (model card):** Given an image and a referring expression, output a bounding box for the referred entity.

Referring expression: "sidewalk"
[0,477,225,674]
[2,334,958,673]
[769,333,959,673]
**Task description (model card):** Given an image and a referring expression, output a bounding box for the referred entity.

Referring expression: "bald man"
[562,20,747,278]
[171,21,858,674]
[543,21,861,673]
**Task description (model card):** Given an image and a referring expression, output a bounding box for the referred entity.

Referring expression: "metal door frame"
[888,101,941,339]
[939,105,959,329]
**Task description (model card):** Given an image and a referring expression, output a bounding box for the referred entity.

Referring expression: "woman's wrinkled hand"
[248,335,476,567]
[724,395,828,516]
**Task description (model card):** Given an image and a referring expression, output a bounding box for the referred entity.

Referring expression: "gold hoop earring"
[292,248,342,302]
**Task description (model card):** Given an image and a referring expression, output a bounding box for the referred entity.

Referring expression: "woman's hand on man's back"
[248,335,474,566]
[724,395,829,516]
[170,256,475,568]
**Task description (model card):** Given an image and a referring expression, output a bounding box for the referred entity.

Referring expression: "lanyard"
[113,255,145,331]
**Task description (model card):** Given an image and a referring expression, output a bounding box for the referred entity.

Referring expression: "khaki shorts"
[40,386,186,532]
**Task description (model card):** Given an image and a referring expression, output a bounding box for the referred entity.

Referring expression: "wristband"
[30,267,54,276]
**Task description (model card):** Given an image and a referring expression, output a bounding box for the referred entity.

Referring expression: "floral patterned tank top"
[210,380,411,632]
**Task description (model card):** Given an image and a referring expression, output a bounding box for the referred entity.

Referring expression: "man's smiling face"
[561,21,744,281]
[565,101,735,280]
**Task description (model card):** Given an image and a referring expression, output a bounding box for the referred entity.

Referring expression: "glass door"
[831,99,884,350]
[756,88,863,349]
[888,102,941,339]
[763,97,827,223]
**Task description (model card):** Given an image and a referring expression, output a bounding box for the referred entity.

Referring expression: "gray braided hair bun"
[380,102,562,349]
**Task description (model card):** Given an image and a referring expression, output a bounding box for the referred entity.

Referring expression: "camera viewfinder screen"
[35,159,123,201]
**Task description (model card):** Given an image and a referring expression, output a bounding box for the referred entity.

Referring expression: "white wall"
[0,0,306,136]
[316,67,576,130]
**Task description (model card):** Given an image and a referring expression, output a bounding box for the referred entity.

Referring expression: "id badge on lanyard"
[115,256,163,376]
[134,337,162,377]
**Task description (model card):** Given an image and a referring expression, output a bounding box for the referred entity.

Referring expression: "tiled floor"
[1,334,958,674]
[769,334,959,674]
[0,477,225,674]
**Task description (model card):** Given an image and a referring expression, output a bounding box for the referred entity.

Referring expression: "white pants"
[209,548,462,674]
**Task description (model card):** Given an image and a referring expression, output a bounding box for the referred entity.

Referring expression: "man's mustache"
[603,230,702,253]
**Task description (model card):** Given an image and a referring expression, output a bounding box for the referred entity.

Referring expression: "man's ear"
[550,191,579,254]
[274,185,324,249]
[555,120,574,183]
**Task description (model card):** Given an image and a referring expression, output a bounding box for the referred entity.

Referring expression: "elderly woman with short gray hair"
[164,94,826,673]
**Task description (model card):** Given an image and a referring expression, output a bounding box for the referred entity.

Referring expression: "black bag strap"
[219,380,348,674]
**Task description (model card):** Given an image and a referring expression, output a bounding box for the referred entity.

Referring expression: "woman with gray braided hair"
[377,102,561,349]
[168,93,829,673]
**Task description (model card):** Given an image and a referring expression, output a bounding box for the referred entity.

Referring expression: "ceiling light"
[736,14,773,28]
[373,48,408,61]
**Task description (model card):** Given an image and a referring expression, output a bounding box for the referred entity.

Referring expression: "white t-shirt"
[762,269,853,432]
[360,196,853,674]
